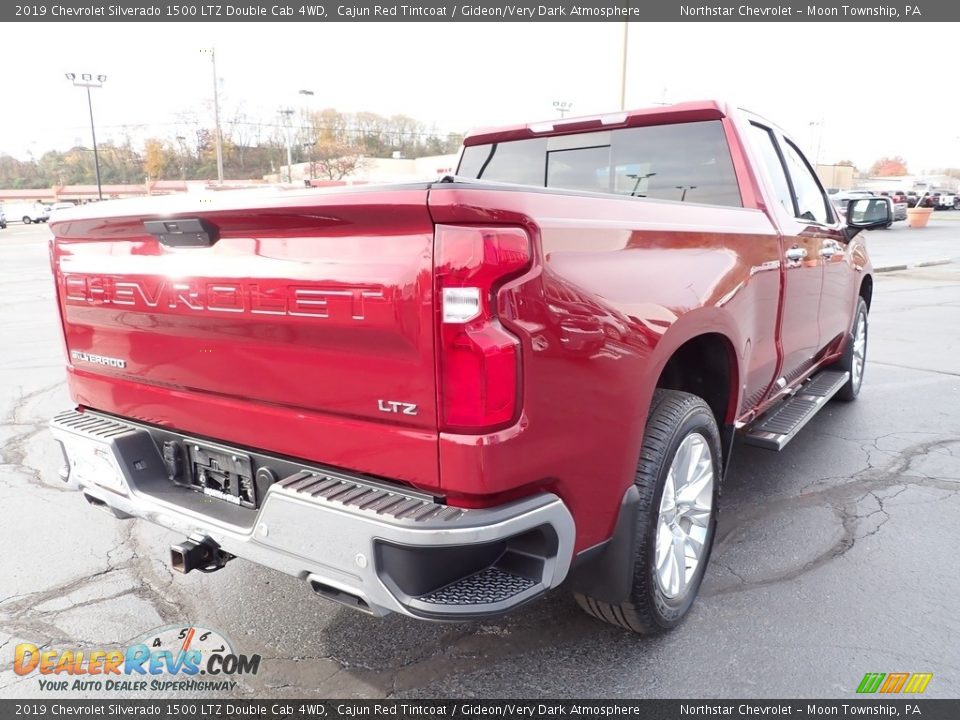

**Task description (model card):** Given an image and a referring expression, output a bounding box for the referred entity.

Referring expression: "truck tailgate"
[50,188,440,489]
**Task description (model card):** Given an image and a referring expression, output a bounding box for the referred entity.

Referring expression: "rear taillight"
[435,225,532,432]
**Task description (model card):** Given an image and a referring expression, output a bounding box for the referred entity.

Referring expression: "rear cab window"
[458,120,742,208]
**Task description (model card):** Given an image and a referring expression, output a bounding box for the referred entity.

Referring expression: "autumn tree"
[869,156,909,177]
[144,139,181,180]
[309,140,369,180]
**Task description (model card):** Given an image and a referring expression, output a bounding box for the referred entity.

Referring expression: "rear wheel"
[834,297,868,401]
[575,390,721,634]
[22,216,31,225]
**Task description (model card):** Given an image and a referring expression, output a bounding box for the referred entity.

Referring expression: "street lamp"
[627,171,656,197]
[619,22,629,111]
[553,100,573,119]
[279,108,295,183]
[175,135,188,181]
[299,89,315,181]
[808,118,824,167]
[65,72,107,200]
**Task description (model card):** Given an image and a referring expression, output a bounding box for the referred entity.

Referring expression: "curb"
[874,258,953,273]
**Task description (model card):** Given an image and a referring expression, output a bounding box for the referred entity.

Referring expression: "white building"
[269,154,460,185]
[856,174,960,193]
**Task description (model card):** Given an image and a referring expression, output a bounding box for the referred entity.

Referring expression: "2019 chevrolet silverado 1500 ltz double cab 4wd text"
[48,101,889,634]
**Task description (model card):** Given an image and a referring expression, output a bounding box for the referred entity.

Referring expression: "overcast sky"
[1,22,957,173]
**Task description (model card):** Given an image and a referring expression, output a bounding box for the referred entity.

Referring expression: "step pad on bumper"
[744,370,849,451]
[417,568,537,606]
[276,470,464,522]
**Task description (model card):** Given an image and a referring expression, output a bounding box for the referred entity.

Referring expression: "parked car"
[50,202,77,212]
[882,190,909,205]
[933,192,958,210]
[0,209,6,230]
[1,202,50,224]
[832,192,901,225]
[48,100,888,635]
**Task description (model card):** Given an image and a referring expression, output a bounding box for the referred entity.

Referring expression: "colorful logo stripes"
[857,672,932,694]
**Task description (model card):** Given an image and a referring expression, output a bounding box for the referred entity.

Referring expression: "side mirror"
[843,197,891,241]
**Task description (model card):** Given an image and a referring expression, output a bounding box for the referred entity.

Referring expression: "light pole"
[299,89,315,181]
[65,73,106,200]
[279,108,295,183]
[175,135,188,181]
[619,22,629,110]
[808,119,824,167]
[627,171,656,197]
[200,48,224,184]
[553,100,573,119]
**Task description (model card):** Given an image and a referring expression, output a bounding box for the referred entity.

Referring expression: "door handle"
[819,245,838,258]
[785,246,807,262]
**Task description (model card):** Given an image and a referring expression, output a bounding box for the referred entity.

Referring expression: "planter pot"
[907,207,934,228]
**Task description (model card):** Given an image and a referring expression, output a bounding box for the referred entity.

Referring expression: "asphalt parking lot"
[1,220,958,699]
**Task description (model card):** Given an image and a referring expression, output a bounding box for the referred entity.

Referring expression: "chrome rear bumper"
[50,409,575,619]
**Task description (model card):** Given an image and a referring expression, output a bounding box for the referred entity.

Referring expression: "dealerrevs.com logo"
[13,625,260,693]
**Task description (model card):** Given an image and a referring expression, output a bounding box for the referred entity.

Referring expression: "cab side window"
[749,123,794,216]
[780,139,832,224]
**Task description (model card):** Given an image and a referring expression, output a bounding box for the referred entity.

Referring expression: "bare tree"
[309,141,369,181]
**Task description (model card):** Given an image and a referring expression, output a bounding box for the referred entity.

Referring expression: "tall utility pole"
[175,135,188,181]
[299,89,315,181]
[280,108,295,183]
[619,22,629,110]
[809,118,825,167]
[202,48,225,184]
[65,73,107,200]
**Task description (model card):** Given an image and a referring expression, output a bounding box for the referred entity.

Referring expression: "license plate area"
[165,439,257,508]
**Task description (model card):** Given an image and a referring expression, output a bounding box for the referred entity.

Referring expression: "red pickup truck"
[48,101,889,634]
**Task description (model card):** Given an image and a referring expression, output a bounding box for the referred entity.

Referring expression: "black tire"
[22,216,31,225]
[574,389,721,634]
[834,297,868,401]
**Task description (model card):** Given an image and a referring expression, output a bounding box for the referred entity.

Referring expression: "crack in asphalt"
[0,381,72,496]
[707,436,960,597]
[871,360,960,378]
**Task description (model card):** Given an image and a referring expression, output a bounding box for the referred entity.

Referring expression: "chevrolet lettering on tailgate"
[61,274,386,320]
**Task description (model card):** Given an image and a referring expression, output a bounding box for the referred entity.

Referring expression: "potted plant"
[906,192,934,228]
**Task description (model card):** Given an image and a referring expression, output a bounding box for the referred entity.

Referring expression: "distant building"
[0,179,266,204]
[816,164,856,191]
[856,174,960,193]
[270,154,460,185]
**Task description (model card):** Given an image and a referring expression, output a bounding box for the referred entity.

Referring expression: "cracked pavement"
[1,223,958,699]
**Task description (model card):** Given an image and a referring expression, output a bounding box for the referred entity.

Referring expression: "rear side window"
[458,120,742,207]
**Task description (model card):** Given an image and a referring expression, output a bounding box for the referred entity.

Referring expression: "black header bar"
[2,700,960,720]
[4,0,955,22]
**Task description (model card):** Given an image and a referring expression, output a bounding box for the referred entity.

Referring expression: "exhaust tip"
[309,580,373,614]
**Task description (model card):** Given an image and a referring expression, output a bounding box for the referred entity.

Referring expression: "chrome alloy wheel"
[851,311,867,388]
[655,433,714,599]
